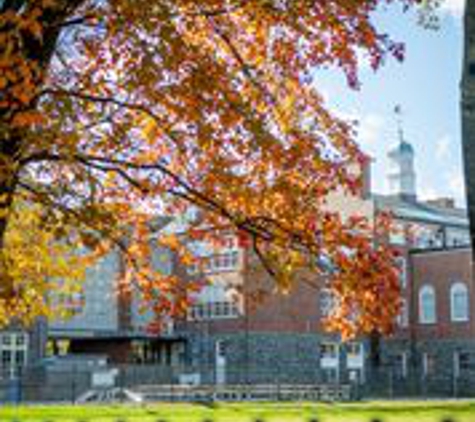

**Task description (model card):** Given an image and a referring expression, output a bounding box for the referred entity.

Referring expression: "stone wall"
[184,331,363,385]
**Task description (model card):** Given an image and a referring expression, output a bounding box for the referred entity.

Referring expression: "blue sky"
[312,0,466,206]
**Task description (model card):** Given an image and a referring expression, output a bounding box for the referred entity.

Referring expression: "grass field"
[0,401,474,422]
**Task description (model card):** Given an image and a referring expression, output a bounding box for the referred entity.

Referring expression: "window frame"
[419,284,436,324]
[450,282,469,322]
[188,300,239,321]
[0,332,28,378]
[395,256,407,289]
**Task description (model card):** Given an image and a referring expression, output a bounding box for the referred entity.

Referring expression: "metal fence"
[1,363,475,404]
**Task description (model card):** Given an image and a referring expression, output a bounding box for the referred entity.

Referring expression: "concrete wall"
[49,252,121,333]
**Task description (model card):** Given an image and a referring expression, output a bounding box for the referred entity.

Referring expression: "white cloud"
[418,185,439,201]
[437,168,467,206]
[435,134,451,160]
[447,169,466,196]
[356,48,372,72]
[356,113,386,148]
[418,170,465,207]
[440,0,466,18]
[333,111,386,156]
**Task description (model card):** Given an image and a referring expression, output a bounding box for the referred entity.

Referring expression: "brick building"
[173,136,474,394]
[1,135,474,399]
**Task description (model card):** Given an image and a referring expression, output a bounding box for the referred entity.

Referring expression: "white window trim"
[450,282,469,322]
[188,300,240,321]
[419,284,436,324]
[0,332,28,378]
[320,341,340,377]
[188,251,240,275]
[396,257,407,288]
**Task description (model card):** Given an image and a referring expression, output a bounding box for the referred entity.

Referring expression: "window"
[389,223,406,245]
[396,298,409,327]
[395,257,407,288]
[422,353,435,377]
[320,342,339,359]
[419,285,436,324]
[454,351,471,378]
[221,235,237,250]
[451,282,469,322]
[319,289,336,318]
[394,352,407,379]
[216,340,227,358]
[188,301,240,321]
[57,290,85,316]
[320,342,339,381]
[187,261,200,275]
[315,255,335,274]
[346,342,362,359]
[187,251,239,275]
[0,332,28,378]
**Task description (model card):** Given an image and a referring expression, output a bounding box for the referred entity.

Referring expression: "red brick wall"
[184,251,328,335]
[183,246,475,343]
[411,248,474,340]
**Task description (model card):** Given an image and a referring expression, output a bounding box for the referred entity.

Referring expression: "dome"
[399,140,414,154]
[388,140,414,158]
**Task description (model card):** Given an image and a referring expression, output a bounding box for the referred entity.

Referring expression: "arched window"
[451,282,469,322]
[419,285,436,324]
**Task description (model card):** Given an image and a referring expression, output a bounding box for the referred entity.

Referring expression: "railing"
[106,383,352,402]
[3,362,475,403]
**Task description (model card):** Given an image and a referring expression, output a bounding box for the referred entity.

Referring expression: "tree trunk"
[0,125,23,297]
[462,0,475,260]
[0,1,85,297]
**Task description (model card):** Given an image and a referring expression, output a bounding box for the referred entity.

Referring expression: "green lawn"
[0,401,474,422]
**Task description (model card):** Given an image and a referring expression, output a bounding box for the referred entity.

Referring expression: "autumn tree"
[0,0,416,336]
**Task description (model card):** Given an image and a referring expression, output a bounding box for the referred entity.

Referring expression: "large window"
[188,301,240,321]
[188,251,239,274]
[419,284,436,324]
[0,332,28,379]
[451,282,469,322]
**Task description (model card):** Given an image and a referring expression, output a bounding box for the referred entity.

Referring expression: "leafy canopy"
[0,0,418,337]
